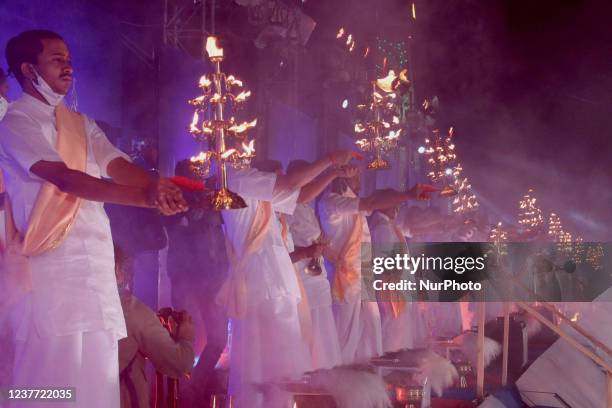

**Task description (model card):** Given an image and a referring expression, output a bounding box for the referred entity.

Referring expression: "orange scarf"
[329,215,363,301]
[216,201,273,318]
[22,102,87,255]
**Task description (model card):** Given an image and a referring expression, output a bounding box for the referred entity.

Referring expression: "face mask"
[0,96,8,121]
[31,68,64,106]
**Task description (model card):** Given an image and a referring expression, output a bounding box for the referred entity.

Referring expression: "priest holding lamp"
[0,30,187,407]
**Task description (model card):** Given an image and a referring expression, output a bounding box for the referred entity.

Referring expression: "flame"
[449,126,454,137]
[210,93,222,104]
[376,70,398,92]
[356,138,369,148]
[199,75,211,88]
[221,149,236,159]
[226,75,243,87]
[392,116,400,124]
[354,123,366,133]
[190,151,210,162]
[570,312,581,322]
[346,34,353,46]
[363,47,370,58]
[349,41,355,52]
[234,90,252,103]
[205,36,224,59]
[241,140,256,155]
[336,27,345,39]
[399,68,409,83]
[190,112,199,132]
[412,2,416,19]
[228,119,257,133]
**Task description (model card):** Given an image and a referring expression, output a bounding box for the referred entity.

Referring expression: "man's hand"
[148,178,188,215]
[176,311,195,342]
[328,150,356,167]
[408,183,435,201]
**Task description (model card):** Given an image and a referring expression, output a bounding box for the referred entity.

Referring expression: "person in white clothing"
[219,150,356,408]
[0,30,186,408]
[285,159,347,370]
[369,206,428,353]
[318,173,431,364]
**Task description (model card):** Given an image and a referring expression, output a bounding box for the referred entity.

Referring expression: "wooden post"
[501,302,510,386]
[476,301,486,399]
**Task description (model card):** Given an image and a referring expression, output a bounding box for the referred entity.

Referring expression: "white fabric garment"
[0,93,128,340]
[369,211,428,352]
[222,168,311,408]
[9,297,119,408]
[0,96,8,121]
[287,203,342,370]
[318,188,382,364]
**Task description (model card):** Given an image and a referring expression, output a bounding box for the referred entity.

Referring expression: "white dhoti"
[381,302,428,353]
[300,271,342,370]
[8,299,119,408]
[333,285,382,364]
[228,296,311,408]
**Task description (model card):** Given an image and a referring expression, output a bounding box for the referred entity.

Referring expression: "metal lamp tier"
[188,36,257,210]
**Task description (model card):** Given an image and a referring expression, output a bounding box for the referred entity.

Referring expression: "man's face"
[33,38,73,95]
[347,173,361,194]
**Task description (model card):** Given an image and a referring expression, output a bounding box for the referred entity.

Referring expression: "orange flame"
[221,149,237,159]
[191,151,210,162]
[363,47,370,58]
[376,70,398,92]
[205,36,224,59]
[228,119,257,133]
[199,75,211,88]
[226,75,243,87]
[336,28,345,39]
[190,112,199,132]
[346,34,353,46]
[235,90,252,103]
[241,140,256,156]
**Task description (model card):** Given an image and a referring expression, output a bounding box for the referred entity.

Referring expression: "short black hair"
[5,30,64,86]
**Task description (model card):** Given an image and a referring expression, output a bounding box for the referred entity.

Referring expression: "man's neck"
[23,84,50,105]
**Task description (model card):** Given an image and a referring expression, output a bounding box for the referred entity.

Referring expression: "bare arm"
[107,157,154,187]
[30,160,152,207]
[297,170,339,204]
[359,185,429,212]
[274,150,355,192]
[105,157,187,214]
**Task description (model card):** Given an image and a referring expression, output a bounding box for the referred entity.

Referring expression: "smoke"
[414,0,612,240]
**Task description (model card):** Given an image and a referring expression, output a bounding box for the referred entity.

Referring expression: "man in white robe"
[318,175,430,364]
[285,159,352,370]
[219,151,355,408]
[0,30,185,408]
[369,206,428,353]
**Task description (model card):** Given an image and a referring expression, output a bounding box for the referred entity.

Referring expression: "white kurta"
[287,203,342,370]
[0,94,128,407]
[369,212,428,352]
[222,168,310,408]
[318,188,382,364]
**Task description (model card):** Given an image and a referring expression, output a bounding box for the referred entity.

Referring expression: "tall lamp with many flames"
[188,36,257,210]
[353,70,407,170]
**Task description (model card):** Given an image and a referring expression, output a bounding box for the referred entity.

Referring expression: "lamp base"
[210,188,247,210]
[367,157,391,170]
[439,184,458,197]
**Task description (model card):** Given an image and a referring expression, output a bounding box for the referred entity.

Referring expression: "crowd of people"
[0,29,600,408]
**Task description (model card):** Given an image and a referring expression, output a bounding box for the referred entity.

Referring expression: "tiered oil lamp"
[353,70,405,170]
[424,127,457,197]
[188,36,257,210]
